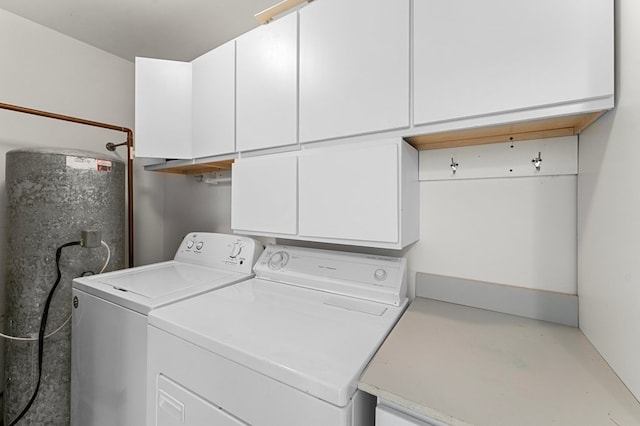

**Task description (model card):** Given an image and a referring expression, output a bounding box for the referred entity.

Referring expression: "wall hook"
[532,152,542,171]
[450,157,459,175]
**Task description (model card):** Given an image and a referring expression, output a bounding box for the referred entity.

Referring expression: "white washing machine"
[71,232,263,426]
[146,244,409,426]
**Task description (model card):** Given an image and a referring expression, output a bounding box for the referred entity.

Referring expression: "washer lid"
[97,263,219,298]
[73,261,251,314]
[148,278,407,407]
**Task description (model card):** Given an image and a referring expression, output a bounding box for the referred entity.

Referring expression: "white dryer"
[147,244,408,426]
[71,233,263,426]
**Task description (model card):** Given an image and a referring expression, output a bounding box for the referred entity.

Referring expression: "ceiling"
[0,0,278,62]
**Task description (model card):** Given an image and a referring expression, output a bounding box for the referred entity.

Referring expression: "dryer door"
[157,375,247,426]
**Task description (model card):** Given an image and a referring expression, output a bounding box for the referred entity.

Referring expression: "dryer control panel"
[255,245,407,306]
[174,233,264,274]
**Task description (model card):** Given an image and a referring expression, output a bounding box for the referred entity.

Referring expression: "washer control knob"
[374,268,388,281]
[196,241,204,250]
[230,242,243,258]
[268,251,289,270]
[186,240,195,249]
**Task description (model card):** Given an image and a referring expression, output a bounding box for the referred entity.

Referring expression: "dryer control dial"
[268,251,289,270]
[374,268,388,281]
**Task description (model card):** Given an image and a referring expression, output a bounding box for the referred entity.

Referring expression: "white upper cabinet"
[299,0,410,143]
[135,57,192,159]
[413,0,614,128]
[135,42,236,160]
[298,139,418,247]
[192,41,236,158]
[231,153,298,236]
[231,138,419,249]
[236,12,298,152]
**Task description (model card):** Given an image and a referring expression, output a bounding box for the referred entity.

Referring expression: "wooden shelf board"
[255,0,308,24]
[405,111,606,150]
[146,111,608,174]
[150,159,234,175]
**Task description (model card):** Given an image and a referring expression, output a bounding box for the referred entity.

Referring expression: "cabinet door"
[299,0,410,143]
[413,0,614,125]
[376,405,434,426]
[231,154,297,235]
[236,12,298,152]
[135,57,192,159]
[192,41,236,158]
[298,142,399,243]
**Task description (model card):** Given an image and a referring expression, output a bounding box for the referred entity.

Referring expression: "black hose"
[8,241,81,426]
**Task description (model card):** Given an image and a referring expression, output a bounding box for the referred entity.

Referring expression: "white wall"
[0,7,166,399]
[162,174,235,259]
[407,175,576,295]
[578,0,640,400]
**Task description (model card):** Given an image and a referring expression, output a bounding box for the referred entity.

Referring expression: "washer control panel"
[174,233,264,274]
[255,245,407,306]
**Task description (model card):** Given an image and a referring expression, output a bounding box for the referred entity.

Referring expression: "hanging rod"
[0,101,135,268]
[255,0,310,24]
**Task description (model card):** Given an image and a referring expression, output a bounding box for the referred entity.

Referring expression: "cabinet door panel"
[376,405,433,426]
[299,143,399,243]
[299,0,410,143]
[413,0,614,125]
[135,57,192,159]
[236,12,298,152]
[231,155,297,235]
[192,41,235,158]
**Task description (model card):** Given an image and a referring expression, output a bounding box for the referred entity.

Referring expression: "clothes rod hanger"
[0,101,135,268]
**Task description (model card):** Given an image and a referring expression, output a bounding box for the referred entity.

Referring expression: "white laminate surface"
[359,298,640,426]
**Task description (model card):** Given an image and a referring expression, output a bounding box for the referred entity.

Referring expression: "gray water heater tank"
[4,148,125,425]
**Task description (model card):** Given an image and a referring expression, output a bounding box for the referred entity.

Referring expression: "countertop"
[359,297,640,426]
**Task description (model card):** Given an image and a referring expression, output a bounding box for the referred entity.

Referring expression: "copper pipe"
[0,101,135,267]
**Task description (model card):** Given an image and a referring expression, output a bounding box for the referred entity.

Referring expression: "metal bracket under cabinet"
[194,170,232,185]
